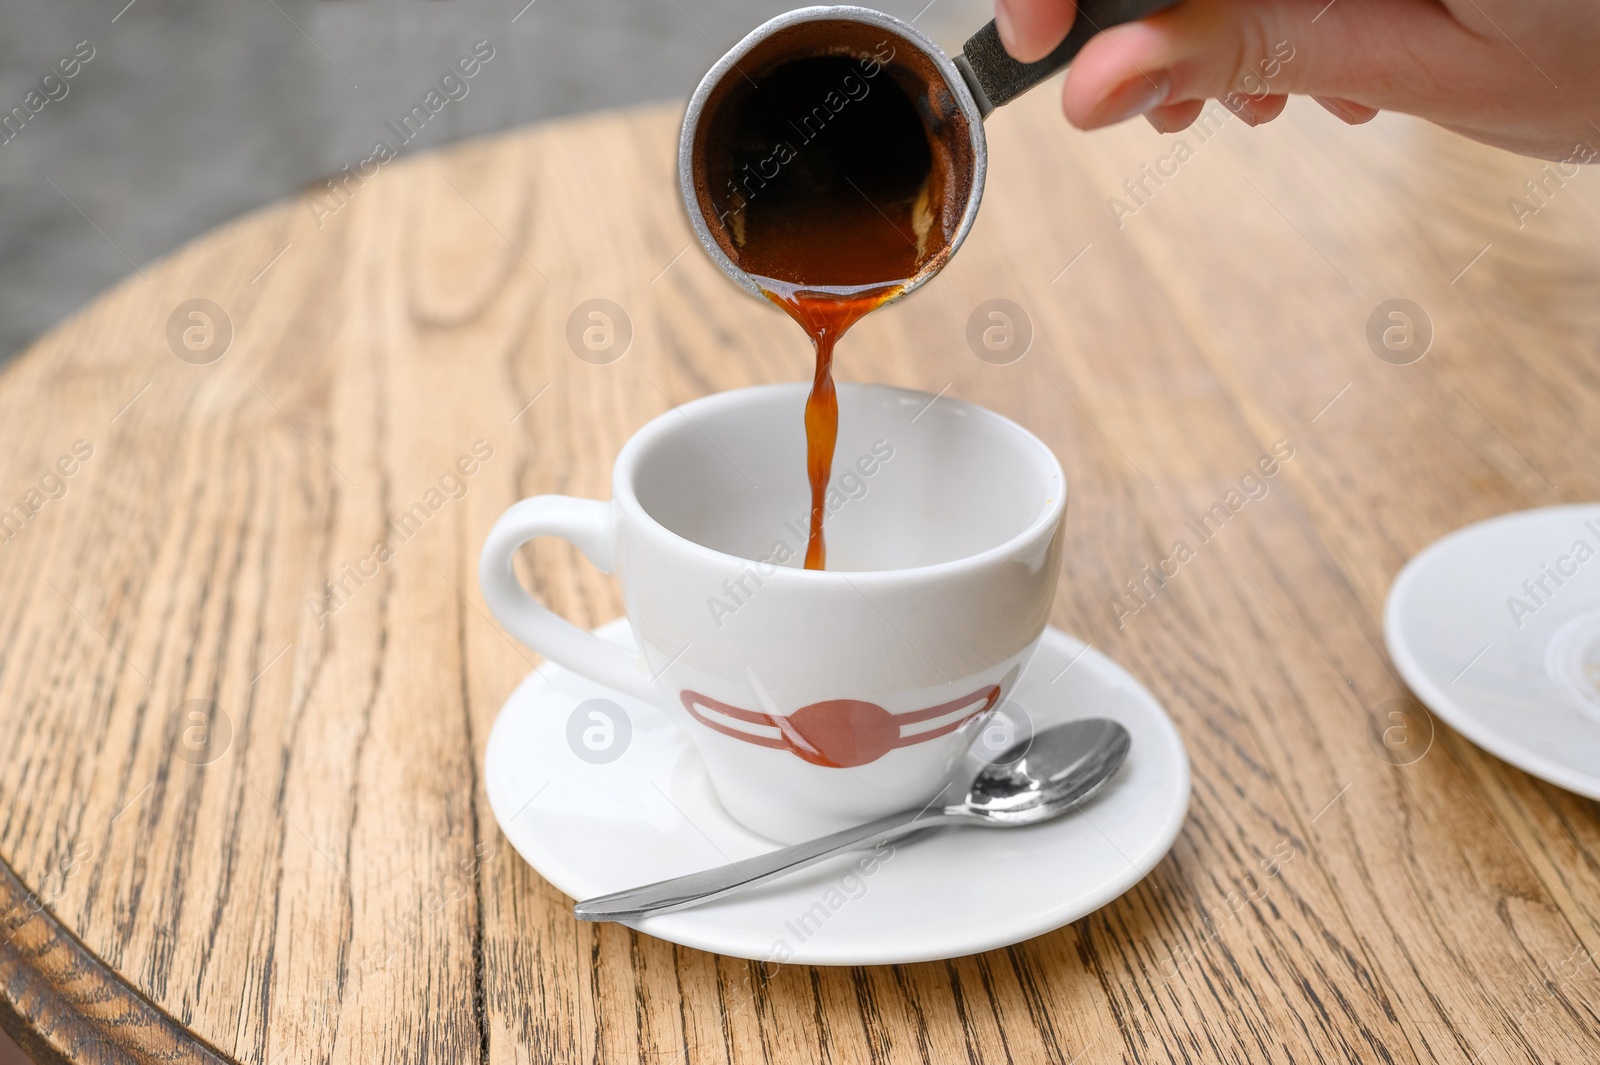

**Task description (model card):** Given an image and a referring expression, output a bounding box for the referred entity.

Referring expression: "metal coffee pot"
[679,1,1175,302]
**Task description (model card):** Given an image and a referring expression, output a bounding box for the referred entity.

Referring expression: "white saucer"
[1386,504,1600,799]
[484,620,1190,965]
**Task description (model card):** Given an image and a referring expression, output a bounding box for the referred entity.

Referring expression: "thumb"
[1061,0,1468,129]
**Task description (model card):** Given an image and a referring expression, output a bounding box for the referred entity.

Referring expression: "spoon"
[574,717,1131,923]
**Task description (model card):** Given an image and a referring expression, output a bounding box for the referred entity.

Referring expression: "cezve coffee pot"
[680,1,1177,302]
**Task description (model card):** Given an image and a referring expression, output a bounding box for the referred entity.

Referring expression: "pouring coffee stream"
[681,2,1175,568]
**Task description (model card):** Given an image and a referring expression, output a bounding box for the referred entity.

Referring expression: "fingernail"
[1223,92,1260,127]
[1313,95,1376,125]
[1144,109,1191,135]
[1314,96,1350,121]
[1086,73,1170,128]
[994,0,1022,58]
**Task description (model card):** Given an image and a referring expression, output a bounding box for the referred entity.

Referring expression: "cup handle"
[478,496,657,703]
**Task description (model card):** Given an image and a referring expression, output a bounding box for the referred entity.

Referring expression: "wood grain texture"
[1,84,1599,1064]
[0,854,231,1064]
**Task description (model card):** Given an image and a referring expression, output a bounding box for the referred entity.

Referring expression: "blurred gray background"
[0,0,990,368]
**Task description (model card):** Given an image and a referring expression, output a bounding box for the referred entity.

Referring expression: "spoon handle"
[574,805,953,922]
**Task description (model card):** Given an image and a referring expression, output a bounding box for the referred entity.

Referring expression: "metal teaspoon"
[574,717,1131,922]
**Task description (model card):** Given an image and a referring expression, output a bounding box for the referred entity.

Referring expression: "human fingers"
[1061,0,1463,130]
[995,0,1078,63]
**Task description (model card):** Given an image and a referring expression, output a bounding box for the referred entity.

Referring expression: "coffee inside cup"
[687,20,977,571]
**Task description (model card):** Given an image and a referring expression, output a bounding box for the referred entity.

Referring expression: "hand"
[992,0,1600,161]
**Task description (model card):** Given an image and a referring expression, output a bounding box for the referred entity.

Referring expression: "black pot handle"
[955,0,1181,116]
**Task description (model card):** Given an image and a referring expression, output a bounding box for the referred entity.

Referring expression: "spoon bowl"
[964,718,1132,825]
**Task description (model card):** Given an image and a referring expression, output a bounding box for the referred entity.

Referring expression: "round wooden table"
[3,89,1599,1064]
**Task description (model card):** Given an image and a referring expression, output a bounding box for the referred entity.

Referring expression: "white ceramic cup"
[480,382,1066,842]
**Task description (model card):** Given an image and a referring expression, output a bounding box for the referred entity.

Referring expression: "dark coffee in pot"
[687,20,976,568]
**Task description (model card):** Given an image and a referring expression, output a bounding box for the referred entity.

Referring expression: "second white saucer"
[485,620,1190,965]
[1386,504,1600,798]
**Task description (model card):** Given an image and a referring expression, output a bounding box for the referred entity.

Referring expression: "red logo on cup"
[679,684,1003,768]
